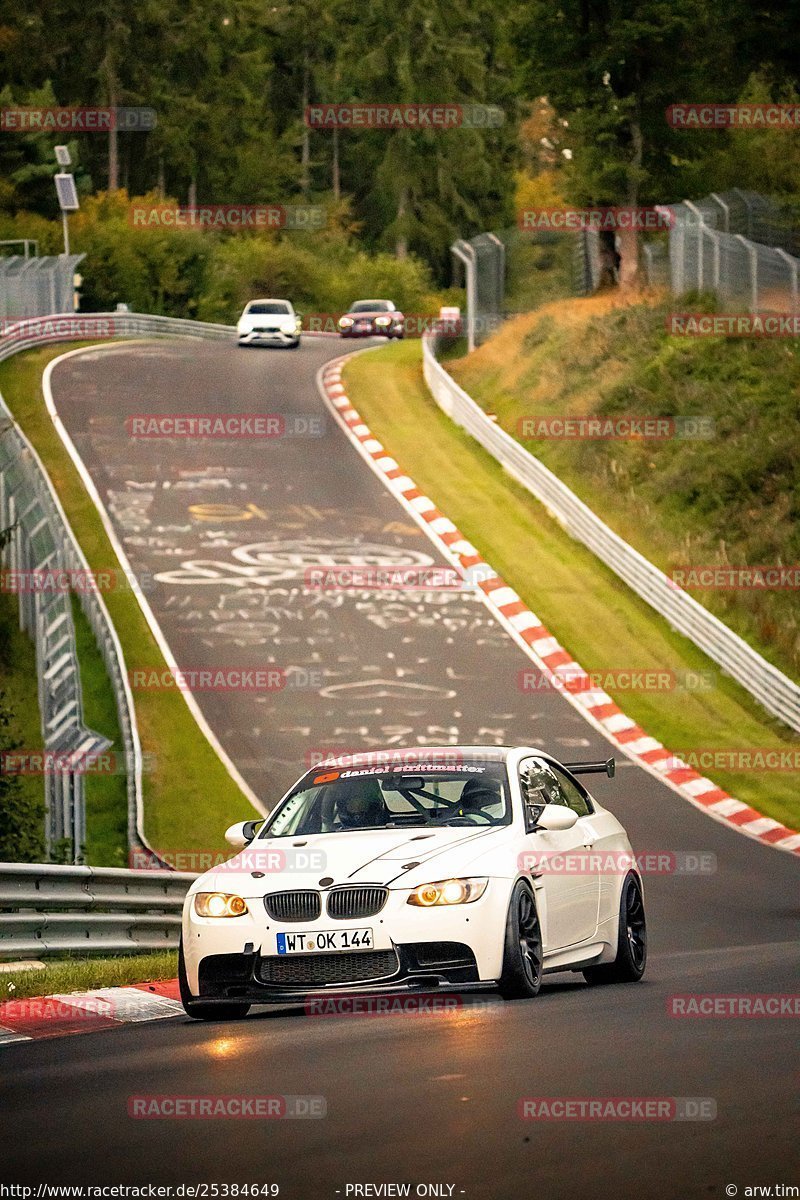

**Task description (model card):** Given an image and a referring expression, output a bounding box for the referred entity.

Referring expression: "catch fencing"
[0,254,86,319]
[0,313,235,864]
[643,189,800,311]
[421,332,800,734]
[0,862,195,958]
[451,233,506,351]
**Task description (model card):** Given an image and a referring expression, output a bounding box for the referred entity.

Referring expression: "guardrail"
[0,862,196,958]
[0,313,236,863]
[422,333,800,734]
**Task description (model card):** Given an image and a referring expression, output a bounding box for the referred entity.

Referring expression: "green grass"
[343,339,800,830]
[71,595,128,866]
[448,293,800,682]
[0,950,177,1002]
[504,231,576,315]
[0,593,46,859]
[0,345,252,857]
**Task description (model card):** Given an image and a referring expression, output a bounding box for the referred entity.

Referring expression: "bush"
[0,691,45,862]
[70,192,211,316]
[197,236,437,324]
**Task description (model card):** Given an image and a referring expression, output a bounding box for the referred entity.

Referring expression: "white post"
[775,248,799,314]
[451,241,477,353]
[710,192,730,233]
[734,235,758,313]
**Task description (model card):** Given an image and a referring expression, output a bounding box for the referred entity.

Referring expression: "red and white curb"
[0,979,182,1044]
[318,357,800,856]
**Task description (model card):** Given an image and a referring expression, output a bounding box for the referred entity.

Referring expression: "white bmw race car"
[179,747,647,1019]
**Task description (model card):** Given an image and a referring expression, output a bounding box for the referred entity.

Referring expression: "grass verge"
[0,950,178,1003]
[343,340,800,830]
[0,593,46,859]
[448,292,800,681]
[0,344,252,857]
[71,594,128,866]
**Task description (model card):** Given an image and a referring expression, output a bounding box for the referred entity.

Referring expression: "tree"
[512,0,744,284]
[0,690,46,862]
[0,522,45,862]
[326,0,517,275]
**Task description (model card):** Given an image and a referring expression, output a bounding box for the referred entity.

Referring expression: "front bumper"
[183,880,512,995]
[192,941,486,1006]
[339,324,400,338]
[238,329,299,345]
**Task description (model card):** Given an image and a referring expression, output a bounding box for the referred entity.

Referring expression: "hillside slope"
[448,294,800,681]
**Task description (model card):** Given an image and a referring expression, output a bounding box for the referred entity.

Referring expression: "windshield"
[350,300,392,313]
[261,765,511,836]
[246,301,291,314]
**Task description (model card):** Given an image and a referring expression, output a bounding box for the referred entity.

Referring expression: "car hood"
[238,314,295,330]
[345,311,400,320]
[196,825,516,896]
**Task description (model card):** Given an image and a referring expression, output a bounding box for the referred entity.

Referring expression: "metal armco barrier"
[0,313,236,863]
[0,862,196,958]
[422,333,800,734]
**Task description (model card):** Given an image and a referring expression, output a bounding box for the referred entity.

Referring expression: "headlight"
[193,892,248,918]
[374,315,392,326]
[407,878,488,907]
[339,316,354,328]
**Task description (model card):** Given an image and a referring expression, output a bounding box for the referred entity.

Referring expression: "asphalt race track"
[1,337,797,1198]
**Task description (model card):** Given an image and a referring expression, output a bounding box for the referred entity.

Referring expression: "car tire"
[582,872,647,986]
[288,339,300,350]
[178,938,251,1021]
[498,882,543,1000]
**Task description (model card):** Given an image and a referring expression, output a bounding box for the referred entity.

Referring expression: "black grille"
[264,891,320,922]
[326,886,388,920]
[259,949,398,988]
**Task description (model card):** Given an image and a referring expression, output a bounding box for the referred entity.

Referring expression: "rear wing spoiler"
[563,757,616,778]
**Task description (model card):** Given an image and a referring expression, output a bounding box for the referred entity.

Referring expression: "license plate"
[276,928,373,955]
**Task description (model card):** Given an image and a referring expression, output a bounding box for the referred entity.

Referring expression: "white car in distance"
[236,298,301,348]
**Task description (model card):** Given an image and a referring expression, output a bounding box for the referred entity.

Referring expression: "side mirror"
[225,820,260,849]
[536,806,579,832]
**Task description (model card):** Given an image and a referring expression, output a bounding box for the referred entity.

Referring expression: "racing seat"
[329,778,388,829]
[458,777,503,820]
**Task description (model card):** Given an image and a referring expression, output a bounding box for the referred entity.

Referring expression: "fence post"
[734,234,759,312]
[684,202,705,290]
[709,193,730,233]
[775,248,799,314]
[732,188,755,239]
[451,240,477,353]
[485,232,505,323]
